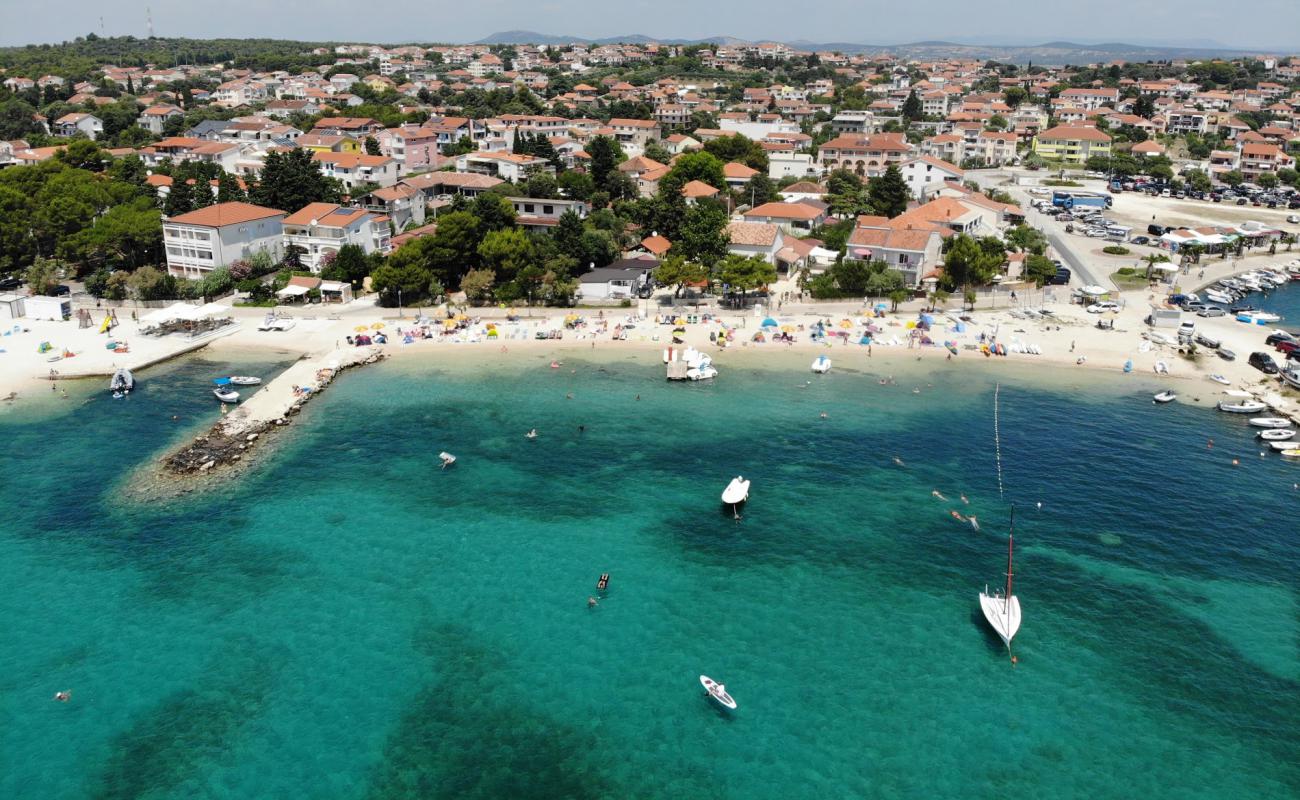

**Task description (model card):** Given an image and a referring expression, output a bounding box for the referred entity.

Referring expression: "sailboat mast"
[1005,507,1015,601]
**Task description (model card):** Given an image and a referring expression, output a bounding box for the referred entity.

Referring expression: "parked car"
[1047,268,1071,286]
[1197,307,1226,318]
[1086,301,1120,313]
[1130,235,1151,246]
[1276,340,1300,355]
[1287,214,1300,224]
[1249,352,1280,374]
[1265,332,1295,346]
[1147,224,1166,236]
[0,276,20,291]
[51,284,71,296]
[1181,301,1206,312]
[1236,198,1248,205]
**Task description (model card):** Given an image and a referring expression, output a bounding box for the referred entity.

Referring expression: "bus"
[1051,190,1113,210]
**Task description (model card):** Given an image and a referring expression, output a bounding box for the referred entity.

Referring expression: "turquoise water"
[2,350,1298,799]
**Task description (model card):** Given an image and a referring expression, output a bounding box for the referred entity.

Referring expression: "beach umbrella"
[354,325,369,332]
[781,324,796,333]
[761,317,778,327]
[839,319,853,329]
[371,323,385,330]
[674,317,687,325]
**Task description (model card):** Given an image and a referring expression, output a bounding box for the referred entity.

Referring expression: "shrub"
[1103,245,1130,255]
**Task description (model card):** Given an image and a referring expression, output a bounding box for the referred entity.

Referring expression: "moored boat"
[213,386,239,403]
[1153,390,1176,404]
[227,376,262,385]
[109,367,134,393]
[1218,400,1267,413]
[811,355,832,374]
[722,476,750,507]
[1248,417,1292,428]
[979,508,1021,650]
[1258,429,1296,441]
[438,451,456,468]
[1208,374,1230,385]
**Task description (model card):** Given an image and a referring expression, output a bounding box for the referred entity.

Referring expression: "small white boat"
[1205,290,1233,304]
[1208,374,1231,385]
[699,675,737,710]
[1248,417,1292,428]
[979,510,1021,649]
[811,355,832,374]
[1268,439,1299,451]
[1259,429,1296,441]
[1218,400,1267,413]
[213,387,240,403]
[1153,390,1176,404]
[227,376,262,385]
[109,367,134,393]
[721,476,750,506]
[1280,448,1300,459]
[1153,360,1170,375]
[438,451,456,468]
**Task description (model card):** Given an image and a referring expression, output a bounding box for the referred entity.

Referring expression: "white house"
[311,151,399,190]
[577,257,657,300]
[136,104,184,135]
[53,113,103,140]
[282,202,391,273]
[454,151,552,183]
[162,202,286,279]
[900,156,965,201]
[725,221,785,263]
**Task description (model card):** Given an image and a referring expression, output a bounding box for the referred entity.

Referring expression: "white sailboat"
[979,509,1022,650]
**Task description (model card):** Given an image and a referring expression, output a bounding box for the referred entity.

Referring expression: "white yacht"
[979,509,1021,650]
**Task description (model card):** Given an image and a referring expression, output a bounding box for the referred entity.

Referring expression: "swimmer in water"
[54,691,70,702]
[819,411,828,419]
[932,490,947,501]
[526,429,537,439]
[949,510,967,523]
[1036,502,1042,510]
[565,392,573,400]
[587,596,598,608]
[960,494,969,504]
[969,516,980,532]
[893,456,905,467]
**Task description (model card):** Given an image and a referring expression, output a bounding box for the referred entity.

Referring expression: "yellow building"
[1032,125,1112,164]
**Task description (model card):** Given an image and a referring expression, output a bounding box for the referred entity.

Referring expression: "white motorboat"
[213,386,240,403]
[1223,389,1253,398]
[1208,374,1231,385]
[1259,429,1296,441]
[1218,400,1267,413]
[1153,360,1170,375]
[699,675,737,710]
[1268,439,1299,451]
[979,509,1021,650]
[1248,417,1292,428]
[227,376,262,385]
[109,367,134,393]
[438,451,456,468]
[721,476,750,507]
[1153,390,1176,404]
[1281,370,1300,390]
[683,348,718,381]
[1205,290,1233,304]
[811,355,832,374]
[1254,311,1282,323]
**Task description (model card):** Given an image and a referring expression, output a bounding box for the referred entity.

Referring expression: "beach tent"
[192,302,233,318]
[140,303,197,325]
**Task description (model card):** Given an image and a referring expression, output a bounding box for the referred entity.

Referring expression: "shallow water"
[1,349,1297,799]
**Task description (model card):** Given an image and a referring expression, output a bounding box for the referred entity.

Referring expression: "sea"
[1,342,1297,799]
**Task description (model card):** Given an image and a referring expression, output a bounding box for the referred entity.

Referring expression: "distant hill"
[473,31,1272,63]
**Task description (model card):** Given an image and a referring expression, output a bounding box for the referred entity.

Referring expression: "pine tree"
[868,165,910,218]
[163,179,194,217]
[216,171,247,203]
[902,90,922,122]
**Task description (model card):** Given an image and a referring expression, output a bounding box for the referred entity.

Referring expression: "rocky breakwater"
[166,346,386,476]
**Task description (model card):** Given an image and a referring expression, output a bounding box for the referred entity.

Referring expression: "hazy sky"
[4,0,1298,50]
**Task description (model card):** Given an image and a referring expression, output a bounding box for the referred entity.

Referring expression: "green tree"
[901,90,922,121]
[1220,170,1244,187]
[460,267,496,305]
[1134,95,1156,119]
[675,202,730,266]
[364,136,381,156]
[250,148,342,212]
[0,97,41,140]
[24,257,62,295]
[653,255,708,297]
[826,169,869,217]
[868,165,910,218]
[718,253,777,303]
[741,173,776,208]
[1276,167,1298,187]
[470,193,517,232]
[702,134,769,172]
[477,227,534,284]
[1023,254,1057,286]
[55,140,107,171]
[1004,224,1047,255]
[370,257,431,307]
[1257,173,1279,189]
[662,151,726,195]
[587,135,623,187]
[558,170,595,201]
[552,210,586,263]
[888,288,909,311]
[126,264,177,301]
[216,171,246,203]
[1185,169,1212,192]
[941,233,1000,290]
[163,179,194,217]
[319,243,372,287]
[195,266,233,301]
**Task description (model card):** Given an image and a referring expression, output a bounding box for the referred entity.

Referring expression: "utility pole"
[146,6,154,38]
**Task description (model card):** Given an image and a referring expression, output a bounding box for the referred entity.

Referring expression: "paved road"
[1046,229,1109,289]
